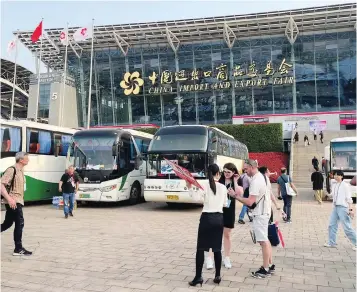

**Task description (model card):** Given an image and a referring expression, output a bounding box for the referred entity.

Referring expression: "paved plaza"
[1,188,356,292]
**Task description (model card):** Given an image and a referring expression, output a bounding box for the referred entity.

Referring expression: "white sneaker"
[206,257,214,270]
[324,243,337,248]
[223,257,232,269]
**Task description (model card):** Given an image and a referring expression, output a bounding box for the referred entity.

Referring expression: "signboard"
[283,122,296,132]
[160,160,178,175]
[309,120,327,131]
[243,117,269,124]
[340,119,356,125]
[120,58,295,95]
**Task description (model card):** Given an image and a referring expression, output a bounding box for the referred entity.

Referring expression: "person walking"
[324,170,356,250]
[321,157,326,173]
[304,135,309,146]
[1,152,32,256]
[313,128,317,140]
[311,167,324,204]
[59,165,79,219]
[277,167,298,223]
[293,132,299,143]
[319,131,324,143]
[235,159,275,278]
[237,169,251,224]
[205,163,240,270]
[312,156,319,170]
[188,164,233,287]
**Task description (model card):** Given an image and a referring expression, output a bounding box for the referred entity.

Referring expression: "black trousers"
[1,204,24,249]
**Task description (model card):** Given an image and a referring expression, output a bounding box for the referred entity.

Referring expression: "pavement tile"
[1,188,356,292]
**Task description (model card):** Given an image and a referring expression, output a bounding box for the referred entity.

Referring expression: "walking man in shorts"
[235,159,274,278]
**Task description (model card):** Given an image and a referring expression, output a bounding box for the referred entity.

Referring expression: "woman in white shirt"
[324,170,356,249]
[188,164,239,287]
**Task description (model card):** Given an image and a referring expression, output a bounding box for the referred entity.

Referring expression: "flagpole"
[10,30,19,120]
[34,18,43,122]
[60,22,69,127]
[87,19,94,129]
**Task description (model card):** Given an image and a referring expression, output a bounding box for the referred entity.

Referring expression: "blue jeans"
[283,195,292,221]
[239,205,248,220]
[328,206,356,246]
[63,193,75,215]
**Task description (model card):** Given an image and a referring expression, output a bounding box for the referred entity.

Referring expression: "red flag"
[31,21,43,43]
[164,158,204,190]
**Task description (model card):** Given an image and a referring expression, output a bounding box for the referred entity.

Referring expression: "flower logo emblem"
[120,72,144,95]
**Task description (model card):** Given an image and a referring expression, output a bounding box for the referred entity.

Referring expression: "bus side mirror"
[112,145,118,157]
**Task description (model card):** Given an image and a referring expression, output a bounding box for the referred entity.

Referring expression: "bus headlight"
[100,185,117,192]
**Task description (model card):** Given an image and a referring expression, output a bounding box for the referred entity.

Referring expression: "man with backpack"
[1,152,32,256]
[277,167,298,223]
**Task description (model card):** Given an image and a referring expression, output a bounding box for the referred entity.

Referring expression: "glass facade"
[68,30,356,127]
[38,83,51,119]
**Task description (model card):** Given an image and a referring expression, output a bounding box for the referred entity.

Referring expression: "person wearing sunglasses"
[324,170,356,250]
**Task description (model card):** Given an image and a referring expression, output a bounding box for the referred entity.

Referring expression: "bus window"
[27,129,52,155]
[54,133,72,156]
[1,126,21,153]
[135,138,143,153]
[142,138,150,154]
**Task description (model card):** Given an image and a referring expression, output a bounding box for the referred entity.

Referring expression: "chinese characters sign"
[120,59,294,96]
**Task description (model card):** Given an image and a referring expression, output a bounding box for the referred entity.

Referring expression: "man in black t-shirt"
[311,167,324,204]
[59,166,79,219]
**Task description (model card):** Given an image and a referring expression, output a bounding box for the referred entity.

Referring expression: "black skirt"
[223,198,236,229]
[197,212,224,252]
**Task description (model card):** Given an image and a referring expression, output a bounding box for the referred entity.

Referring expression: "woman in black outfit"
[220,162,240,268]
[188,164,232,287]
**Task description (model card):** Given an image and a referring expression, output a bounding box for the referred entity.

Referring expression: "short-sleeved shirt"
[277,174,291,197]
[249,172,271,216]
[1,165,25,205]
[60,173,79,194]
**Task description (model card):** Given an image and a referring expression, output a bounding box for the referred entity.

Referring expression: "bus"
[325,137,357,202]
[67,128,153,204]
[144,125,248,204]
[0,119,77,202]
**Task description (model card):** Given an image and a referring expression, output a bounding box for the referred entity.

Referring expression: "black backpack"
[1,166,16,198]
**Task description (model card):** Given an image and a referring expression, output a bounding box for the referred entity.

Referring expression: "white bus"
[0,119,77,202]
[325,137,357,202]
[67,128,153,204]
[144,125,248,205]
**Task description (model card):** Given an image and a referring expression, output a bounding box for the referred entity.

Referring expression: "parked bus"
[325,137,357,202]
[0,119,77,202]
[144,125,248,205]
[67,128,153,204]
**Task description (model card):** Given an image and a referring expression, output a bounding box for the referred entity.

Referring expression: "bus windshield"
[149,127,208,152]
[148,153,207,178]
[331,141,357,171]
[73,136,116,170]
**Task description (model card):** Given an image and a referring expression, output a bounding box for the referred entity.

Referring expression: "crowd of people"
[0,152,356,287]
[293,129,324,146]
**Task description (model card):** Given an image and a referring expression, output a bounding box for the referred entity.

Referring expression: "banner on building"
[309,120,327,131]
[243,117,269,124]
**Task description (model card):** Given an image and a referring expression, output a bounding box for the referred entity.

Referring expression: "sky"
[0,0,351,73]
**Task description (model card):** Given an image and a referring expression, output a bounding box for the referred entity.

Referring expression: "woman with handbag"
[188,164,242,287]
[277,168,298,223]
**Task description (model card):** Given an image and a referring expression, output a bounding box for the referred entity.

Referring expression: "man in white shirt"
[235,159,273,278]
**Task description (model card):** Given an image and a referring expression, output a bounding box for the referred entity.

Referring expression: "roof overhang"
[15,3,356,70]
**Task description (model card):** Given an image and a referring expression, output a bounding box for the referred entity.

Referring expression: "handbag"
[268,223,280,246]
[282,175,296,197]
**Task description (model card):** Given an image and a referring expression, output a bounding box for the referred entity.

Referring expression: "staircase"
[292,130,356,188]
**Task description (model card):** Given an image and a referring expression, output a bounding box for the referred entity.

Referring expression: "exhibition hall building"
[17,3,356,130]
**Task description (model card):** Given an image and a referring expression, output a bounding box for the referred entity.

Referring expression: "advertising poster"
[309,120,327,131]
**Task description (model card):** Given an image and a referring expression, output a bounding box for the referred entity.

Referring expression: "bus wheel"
[129,182,141,205]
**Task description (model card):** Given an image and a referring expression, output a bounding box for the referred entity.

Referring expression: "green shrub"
[135,123,283,152]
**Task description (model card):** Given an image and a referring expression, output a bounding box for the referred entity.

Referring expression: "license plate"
[80,194,90,198]
[166,195,179,200]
